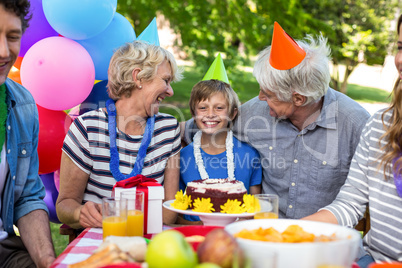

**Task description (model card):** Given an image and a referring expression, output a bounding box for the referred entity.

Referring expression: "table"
[50,225,175,268]
[51,226,362,268]
[50,228,104,268]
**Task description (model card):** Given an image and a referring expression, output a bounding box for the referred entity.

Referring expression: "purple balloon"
[19,0,59,57]
[40,172,61,223]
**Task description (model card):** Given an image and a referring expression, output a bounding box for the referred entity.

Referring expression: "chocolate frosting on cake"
[186,179,247,212]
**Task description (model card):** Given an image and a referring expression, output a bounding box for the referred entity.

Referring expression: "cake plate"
[163,200,255,226]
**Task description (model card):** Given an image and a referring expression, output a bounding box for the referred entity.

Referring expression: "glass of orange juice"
[121,191,144,237]
[102,197,127,240]
[254,194,279,219]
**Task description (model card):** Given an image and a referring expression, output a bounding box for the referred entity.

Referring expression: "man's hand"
[79,201,102,228]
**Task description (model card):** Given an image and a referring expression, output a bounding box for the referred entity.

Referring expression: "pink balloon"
[20,36,95,111]
[68,105,80,121]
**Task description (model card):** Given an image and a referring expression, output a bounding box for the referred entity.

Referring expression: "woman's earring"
[139,85,142,89]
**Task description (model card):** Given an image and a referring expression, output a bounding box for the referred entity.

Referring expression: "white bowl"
[225,219,361,268]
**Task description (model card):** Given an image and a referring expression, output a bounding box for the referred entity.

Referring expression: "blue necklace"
[106,99,155,181]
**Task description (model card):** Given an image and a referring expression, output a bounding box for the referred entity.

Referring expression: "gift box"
[112,175,165,235]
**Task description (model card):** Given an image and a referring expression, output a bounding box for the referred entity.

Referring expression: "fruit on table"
[197,229,244,268]
[145,230,198,268]
[194,263,222,268]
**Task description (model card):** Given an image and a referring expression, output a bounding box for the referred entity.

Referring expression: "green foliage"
[117,0,313,72]
[117,0,399,94]
[299,0,398,92]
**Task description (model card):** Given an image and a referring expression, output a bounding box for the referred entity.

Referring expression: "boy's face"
[0,4,22,85]
[194,92,233,136]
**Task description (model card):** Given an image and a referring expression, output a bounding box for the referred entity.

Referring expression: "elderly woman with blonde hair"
[56,41,183,229]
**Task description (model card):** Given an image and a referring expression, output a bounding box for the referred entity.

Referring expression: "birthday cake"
[186,178,247,212]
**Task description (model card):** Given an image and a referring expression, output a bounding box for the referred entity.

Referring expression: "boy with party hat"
[183,22,370,220]
[178,54,262,223]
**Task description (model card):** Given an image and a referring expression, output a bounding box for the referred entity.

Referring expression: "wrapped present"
[112,175,164,235]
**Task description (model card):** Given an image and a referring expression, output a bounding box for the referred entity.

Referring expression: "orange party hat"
[269,22,306,70]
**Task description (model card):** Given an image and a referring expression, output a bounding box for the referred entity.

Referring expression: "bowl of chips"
[225,219,361,268]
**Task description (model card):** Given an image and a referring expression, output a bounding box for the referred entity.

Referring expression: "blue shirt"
[185,88,370,219]
[2,78,47,235]
[180,135,262,221]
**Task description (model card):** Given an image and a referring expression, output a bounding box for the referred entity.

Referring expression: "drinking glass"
[102,197,127,240]
[254,194,279,219]
[121,191,144,237]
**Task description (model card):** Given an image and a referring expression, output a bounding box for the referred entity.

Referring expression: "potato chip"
[234,224,337,243]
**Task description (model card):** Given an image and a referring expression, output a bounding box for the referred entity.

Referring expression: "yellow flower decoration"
[242,194,257,213]
[171,190,191,210]
[254,196,261,212]
[192,198,215,213]
[220,199,246,214]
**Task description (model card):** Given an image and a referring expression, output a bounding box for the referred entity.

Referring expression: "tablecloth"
[50,226,362,268]
[50,228,103,268]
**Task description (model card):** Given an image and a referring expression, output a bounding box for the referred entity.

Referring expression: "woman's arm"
[302,209,338,224]
[56,152,102,229]
[162,152,180,224]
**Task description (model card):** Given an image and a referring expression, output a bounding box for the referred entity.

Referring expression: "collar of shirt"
[5,78,17,109]
[313,88,338,130]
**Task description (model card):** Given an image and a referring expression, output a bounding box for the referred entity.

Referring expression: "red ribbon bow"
[113,175,161,234]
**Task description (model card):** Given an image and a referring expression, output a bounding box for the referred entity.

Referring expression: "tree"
[117,0,398,93]
[117,0,311,74]
[299,0,398,93]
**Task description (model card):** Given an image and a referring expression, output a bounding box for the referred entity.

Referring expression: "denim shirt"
[2,78,47,235]
[185,88,370,219]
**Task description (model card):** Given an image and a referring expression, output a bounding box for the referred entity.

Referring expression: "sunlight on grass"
[347,84,391,104]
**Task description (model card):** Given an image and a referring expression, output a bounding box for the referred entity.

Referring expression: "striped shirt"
[62,109,181,204]
[323,108,402,262]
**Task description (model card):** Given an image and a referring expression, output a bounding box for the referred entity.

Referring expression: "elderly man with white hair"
[183,22,370,219]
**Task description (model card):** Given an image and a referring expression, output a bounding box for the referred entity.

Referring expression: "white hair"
[253,34,331,105]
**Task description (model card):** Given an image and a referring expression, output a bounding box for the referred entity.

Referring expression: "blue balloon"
[42,0,117,40]
[40,173,61,223]
[79,80,109,115]
[77,13,136,80]
[137,17,160,46]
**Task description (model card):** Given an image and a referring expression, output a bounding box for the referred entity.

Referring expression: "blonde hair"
[107,41,183,99]
[189,79,240,123]
[379,14,402,178]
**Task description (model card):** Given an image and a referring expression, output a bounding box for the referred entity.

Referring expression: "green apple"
[146,230,198,268]
[194,263,221,268]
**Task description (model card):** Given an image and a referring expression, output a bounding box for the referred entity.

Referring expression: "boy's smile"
[194,92,232,136]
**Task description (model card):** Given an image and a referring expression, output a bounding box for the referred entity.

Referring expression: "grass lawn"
[50,67,391,257]
[51,223,69,256]
[347,83,391,104]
